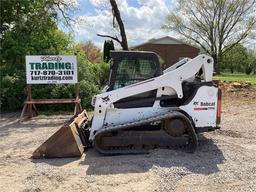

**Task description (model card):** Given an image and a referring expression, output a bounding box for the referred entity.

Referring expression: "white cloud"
[62,0,78,8]
[74,0,177,48]
[88,0,109,8]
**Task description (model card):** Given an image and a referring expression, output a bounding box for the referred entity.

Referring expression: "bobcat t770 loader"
[32,51,221,158]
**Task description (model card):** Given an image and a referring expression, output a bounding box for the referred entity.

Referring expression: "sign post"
[20,55,82,121]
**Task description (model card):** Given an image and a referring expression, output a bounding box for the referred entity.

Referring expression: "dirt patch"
[216,130,242,138]
[219,81,256,107]
[0,85,256,192]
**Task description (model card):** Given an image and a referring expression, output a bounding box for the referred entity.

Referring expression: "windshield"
[113,58,157,89]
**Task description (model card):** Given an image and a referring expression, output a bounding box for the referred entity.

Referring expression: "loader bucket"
[32,110,89,159]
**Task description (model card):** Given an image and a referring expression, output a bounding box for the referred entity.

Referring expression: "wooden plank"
[32,104,38,115]
[28,85,33,118]
[74,103,77,115]
[25,98,81,104]
[19,104,28,121]
[20,83,83,121]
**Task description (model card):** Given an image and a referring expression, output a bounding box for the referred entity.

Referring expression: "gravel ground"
[0,86,256,192]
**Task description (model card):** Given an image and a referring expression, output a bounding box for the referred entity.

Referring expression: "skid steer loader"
[32,51,221,158]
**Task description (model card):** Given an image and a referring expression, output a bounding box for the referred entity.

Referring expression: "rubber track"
[93,111,198,155]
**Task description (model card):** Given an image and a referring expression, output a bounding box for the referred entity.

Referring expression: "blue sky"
[75,0,143,16]
[65,0,177,48]
[61,0,255,50]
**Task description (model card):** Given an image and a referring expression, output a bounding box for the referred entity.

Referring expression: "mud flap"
[32,110,89,159]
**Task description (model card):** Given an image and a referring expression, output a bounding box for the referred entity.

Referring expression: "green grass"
[214,73,256,84]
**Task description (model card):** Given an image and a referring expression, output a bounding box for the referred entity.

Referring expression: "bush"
[0,50,110,112]
[0,71,26,111]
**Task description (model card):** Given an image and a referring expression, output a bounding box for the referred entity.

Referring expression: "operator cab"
[108,51,162,91]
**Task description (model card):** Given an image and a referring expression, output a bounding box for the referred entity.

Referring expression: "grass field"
[214,73,256,84]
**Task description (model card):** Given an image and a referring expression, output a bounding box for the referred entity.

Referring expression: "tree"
[245,50,256,74]
[97,0,129,50]
[77,41,102,63]
[222,44,248,73]
[0,0,111,112]
[0,0,74,111]
[164,0,256,74]
[103,40,115,62]
[222,44,256,74]
[0,0,75,35]
[0,0,75,70]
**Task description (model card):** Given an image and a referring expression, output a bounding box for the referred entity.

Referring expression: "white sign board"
[26,55,78,84]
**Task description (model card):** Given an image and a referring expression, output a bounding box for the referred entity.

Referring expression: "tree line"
[164,0,256,74]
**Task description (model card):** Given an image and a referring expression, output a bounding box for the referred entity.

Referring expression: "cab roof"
[110,51,160,62]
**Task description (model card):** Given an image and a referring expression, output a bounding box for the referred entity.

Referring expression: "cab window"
[113,58,156,89]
